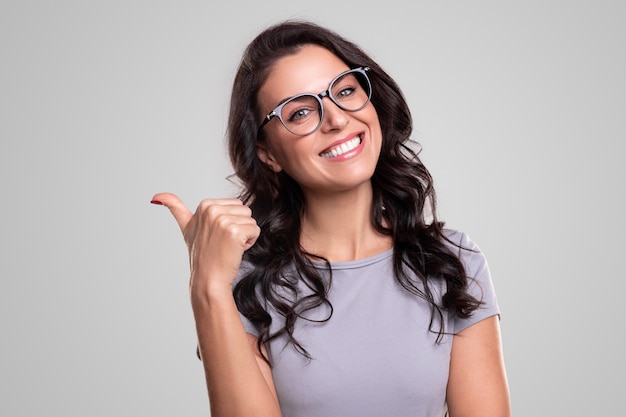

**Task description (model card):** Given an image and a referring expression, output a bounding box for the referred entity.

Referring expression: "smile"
[320,135,363,159]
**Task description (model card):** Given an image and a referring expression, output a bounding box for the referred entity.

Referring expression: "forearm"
[192,282,281,417]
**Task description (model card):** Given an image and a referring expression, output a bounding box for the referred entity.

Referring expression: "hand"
[151,192,261,295]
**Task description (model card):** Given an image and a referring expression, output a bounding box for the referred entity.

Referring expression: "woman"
[152,20,510,417]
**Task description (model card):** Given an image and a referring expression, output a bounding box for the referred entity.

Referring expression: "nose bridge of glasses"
[317,89,331,103]
[317,88,344,111]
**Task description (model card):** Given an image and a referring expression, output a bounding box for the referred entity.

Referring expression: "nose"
[319,96,349,132]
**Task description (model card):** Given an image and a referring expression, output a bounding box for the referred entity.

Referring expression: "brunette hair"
[228,20,481,360]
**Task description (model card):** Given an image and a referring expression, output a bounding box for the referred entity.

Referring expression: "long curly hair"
[228,20,481,361]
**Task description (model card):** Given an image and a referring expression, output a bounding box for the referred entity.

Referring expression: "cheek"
[367,110,383,145]
[364,105,381,130]
[267,136,311,172]
[264,129,294,158]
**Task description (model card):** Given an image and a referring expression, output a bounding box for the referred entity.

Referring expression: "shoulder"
[442,229,485,271]
[442,228,480,253]
[442,228,494,296]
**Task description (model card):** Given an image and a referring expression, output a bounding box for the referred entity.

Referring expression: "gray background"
[1,0,624,415]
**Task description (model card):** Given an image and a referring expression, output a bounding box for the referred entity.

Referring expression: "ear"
[256,143,283,173]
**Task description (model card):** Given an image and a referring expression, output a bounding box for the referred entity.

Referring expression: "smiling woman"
[152,20,510,417]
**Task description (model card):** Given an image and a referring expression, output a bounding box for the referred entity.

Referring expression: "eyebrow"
[275,94,298,107]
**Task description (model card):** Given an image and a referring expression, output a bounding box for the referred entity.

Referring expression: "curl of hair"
[228,20,481,362]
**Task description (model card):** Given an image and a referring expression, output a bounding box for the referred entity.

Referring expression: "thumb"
[151,192,193,233]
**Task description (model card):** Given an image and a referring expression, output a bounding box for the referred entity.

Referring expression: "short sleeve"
[447,231,500,333]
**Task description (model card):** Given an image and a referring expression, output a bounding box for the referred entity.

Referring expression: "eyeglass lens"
[280,69,371,136]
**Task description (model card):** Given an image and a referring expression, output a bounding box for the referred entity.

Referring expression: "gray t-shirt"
[237,230,500,417]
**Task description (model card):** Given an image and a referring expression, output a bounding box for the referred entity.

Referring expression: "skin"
[152,44,511,417]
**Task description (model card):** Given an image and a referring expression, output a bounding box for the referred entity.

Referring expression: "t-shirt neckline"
[310,247,393,270]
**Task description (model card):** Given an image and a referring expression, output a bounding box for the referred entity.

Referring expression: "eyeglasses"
[258,67,372,137]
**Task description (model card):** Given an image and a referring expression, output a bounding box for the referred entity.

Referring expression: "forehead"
[259,45,350,108]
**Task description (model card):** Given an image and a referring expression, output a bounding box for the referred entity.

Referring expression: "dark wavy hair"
[228,20,481,361]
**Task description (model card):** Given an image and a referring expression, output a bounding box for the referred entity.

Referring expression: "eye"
[288,107,314,122]
[332,73,361,100]
[336,86,356,99]
[282,95,320,124]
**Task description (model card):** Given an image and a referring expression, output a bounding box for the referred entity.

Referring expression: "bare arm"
[152,192,281,417]
[193,286,280,416]
[446,315,511,417]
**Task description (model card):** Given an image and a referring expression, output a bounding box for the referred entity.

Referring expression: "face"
[257,45,383,195]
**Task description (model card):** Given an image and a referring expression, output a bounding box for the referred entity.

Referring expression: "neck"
[300,183,392,262]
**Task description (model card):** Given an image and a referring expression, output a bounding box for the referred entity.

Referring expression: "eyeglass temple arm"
[259,111,276,130]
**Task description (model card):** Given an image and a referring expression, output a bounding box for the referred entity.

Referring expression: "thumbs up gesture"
[151,192,260,296]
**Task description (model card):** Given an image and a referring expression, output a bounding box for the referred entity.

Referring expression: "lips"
[320,135,363,159]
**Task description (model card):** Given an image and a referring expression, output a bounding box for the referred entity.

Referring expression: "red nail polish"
[150,200,163,205]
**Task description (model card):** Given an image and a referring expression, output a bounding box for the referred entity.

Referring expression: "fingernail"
[150,200,163,205]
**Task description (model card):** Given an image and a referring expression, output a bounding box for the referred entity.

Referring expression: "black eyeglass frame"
[257,66,372,137]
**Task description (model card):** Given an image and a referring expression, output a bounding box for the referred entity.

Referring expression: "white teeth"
[321,136,362,158]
